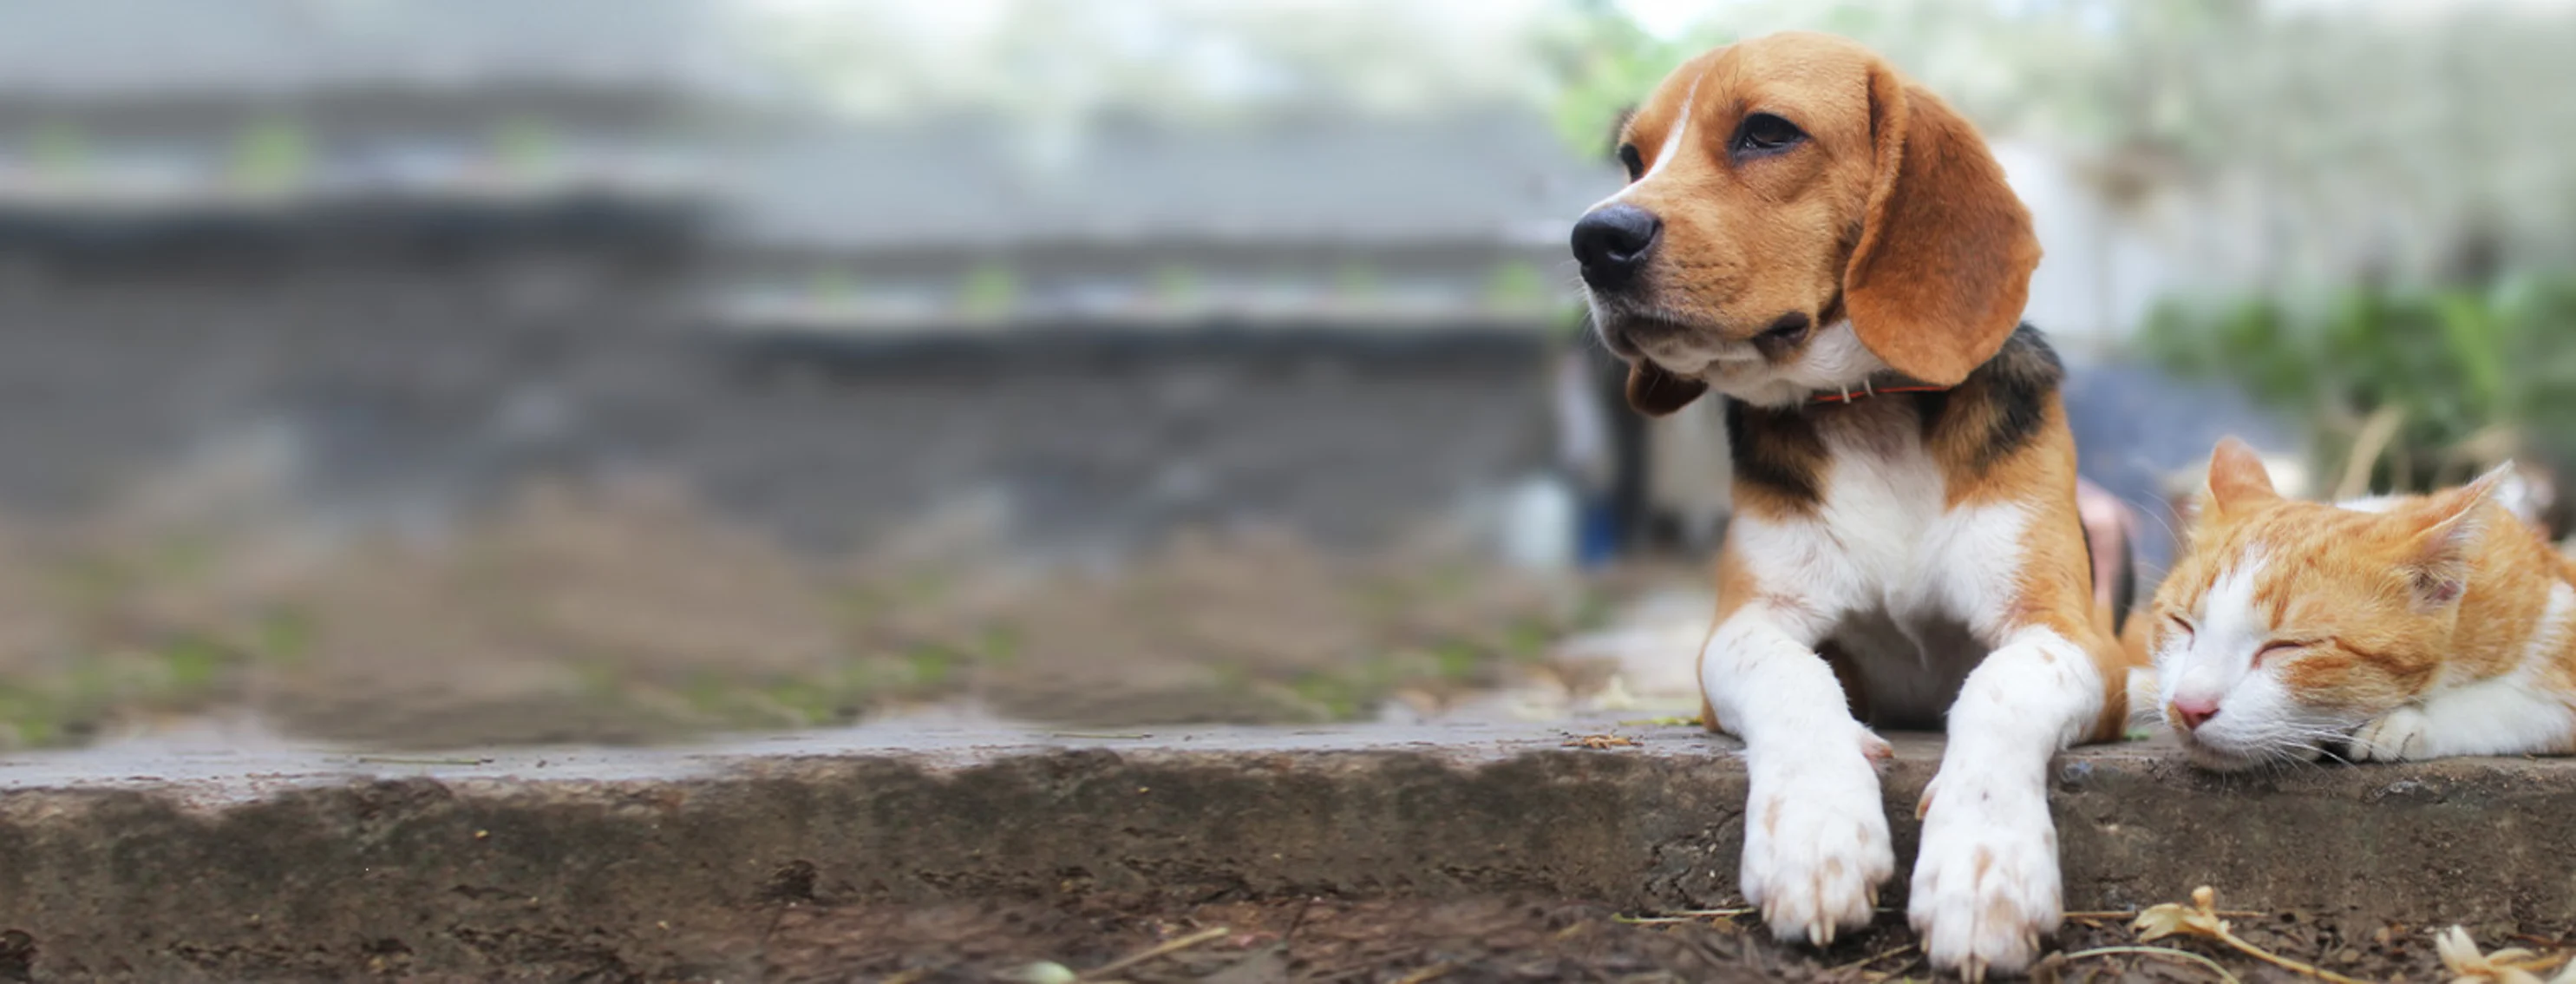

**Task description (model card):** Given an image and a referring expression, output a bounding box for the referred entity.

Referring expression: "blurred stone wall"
[0,220,1553,556]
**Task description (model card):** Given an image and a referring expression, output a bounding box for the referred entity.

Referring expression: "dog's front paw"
[2349,706,2429,762]
[1741,743,1894,947]
[1908,771,2061,981]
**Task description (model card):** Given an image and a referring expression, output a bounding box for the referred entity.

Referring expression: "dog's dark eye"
[1733,113,1805,156]
[1618,144,1644,181]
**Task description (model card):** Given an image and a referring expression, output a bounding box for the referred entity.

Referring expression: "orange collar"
[1808,378,1951,405]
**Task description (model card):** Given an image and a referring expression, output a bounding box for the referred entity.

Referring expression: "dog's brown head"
[1573,32,2039,414]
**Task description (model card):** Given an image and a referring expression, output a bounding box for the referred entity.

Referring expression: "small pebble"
[1000,961,1077,984]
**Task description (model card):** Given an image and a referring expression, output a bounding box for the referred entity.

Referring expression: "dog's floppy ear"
[1841,60,2041,387]
[1625,360,1709,417]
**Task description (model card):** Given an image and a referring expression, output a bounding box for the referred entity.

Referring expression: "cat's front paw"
[1909,770,2062,981]
[2349,706,2429,761]
[1741,741,1894,947]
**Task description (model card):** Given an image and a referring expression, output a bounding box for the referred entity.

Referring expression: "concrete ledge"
[0,719,2569,979]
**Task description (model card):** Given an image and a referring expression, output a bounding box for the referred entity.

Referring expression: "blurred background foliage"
[2140,275,2576,499]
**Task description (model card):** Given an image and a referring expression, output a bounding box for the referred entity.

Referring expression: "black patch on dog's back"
[1726,398,1827,506]
[1924,323,2062,476]
[1975,325,2062,468]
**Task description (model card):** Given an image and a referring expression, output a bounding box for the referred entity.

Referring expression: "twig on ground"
[1389,961,1455,984]
[1082,926,1230,981]
[1612,907,1755,924]
[1861,954,1925,983]
[1830,943,1915,974]
[1676,932,1736,973]
[2063,945,2245,984]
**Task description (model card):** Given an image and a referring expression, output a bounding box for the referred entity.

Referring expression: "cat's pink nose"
[2170,697,2221,731]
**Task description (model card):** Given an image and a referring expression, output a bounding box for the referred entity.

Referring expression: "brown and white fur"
[1570,33,2136,979]
[2144,438,2576,771]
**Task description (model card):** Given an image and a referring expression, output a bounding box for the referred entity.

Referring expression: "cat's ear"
[2459,460,2518,504]
[2203,437,2280,516]
[2397,462,2511,608]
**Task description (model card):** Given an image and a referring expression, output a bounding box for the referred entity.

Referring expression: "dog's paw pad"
[1909,777,2060,980]
[1742,759,1894,947]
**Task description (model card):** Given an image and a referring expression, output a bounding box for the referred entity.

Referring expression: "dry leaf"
[2436,926,2576,984]
[2133,886,2230,943]
[2129,887,2370,984]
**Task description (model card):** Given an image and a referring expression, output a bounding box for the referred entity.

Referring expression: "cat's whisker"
[2253,725,2362,771]
[2285,744,2339,769]
[2275,744,2331,772]
[2246,748,2301,779]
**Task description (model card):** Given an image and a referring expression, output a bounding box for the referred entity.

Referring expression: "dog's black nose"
[1571,204,1661,289]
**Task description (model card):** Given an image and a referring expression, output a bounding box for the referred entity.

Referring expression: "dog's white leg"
[1908,624,2101,981]
[1705,606,1895,947]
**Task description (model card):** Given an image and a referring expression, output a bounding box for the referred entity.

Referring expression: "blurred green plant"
[1482,259,1551,312]
[230,115,312,196]
[29,121,89,183]
[808,269,864,312]
[0,636,254,750]
[956,262,1022,320]
[1148,264,1203,311]
[2138,274,2576,496]
[492,115,563,182]
[1538,0,1725,157]
[1331,260,1383,302]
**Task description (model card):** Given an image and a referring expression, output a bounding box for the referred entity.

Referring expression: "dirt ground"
[0,478,1666,750]
[758,895,2542,983]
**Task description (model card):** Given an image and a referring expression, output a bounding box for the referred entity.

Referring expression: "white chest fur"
[1727,421,2034,724]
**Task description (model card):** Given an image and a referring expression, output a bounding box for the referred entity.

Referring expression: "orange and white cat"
[2141,437,2576,770]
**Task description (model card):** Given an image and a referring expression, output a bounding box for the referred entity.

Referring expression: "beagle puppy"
[1570,33,2136,980]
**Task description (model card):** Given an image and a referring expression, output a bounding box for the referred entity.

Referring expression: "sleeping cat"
[2138,437,2576,771]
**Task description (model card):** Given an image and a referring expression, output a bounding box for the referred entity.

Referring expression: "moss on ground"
[0,482,1630,749]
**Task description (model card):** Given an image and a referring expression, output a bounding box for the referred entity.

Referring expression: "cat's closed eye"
[2165,613,2195,641]
[2252,639,2321,667]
